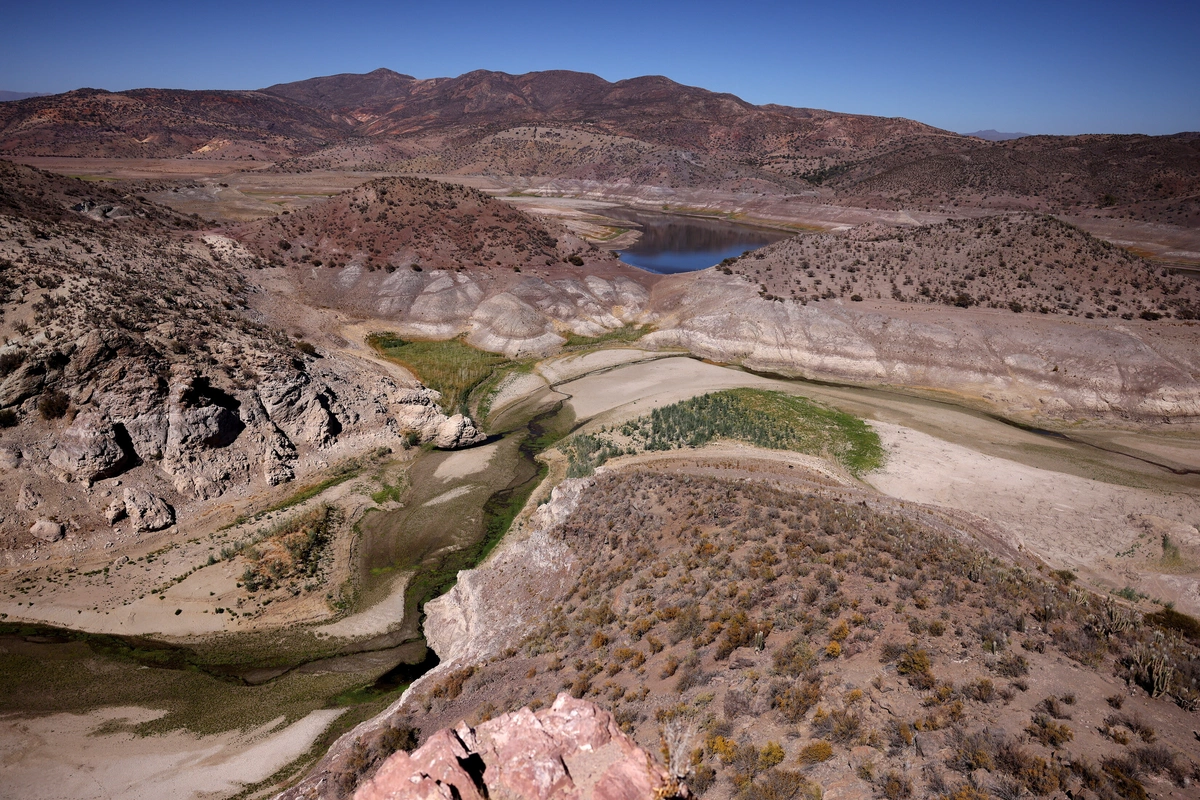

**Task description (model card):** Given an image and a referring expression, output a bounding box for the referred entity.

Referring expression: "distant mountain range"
[962,129,1032,141]
[0,91,45,102]
[0,68,1196,213]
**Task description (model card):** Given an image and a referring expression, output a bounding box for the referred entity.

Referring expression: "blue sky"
[1,0,1196,135]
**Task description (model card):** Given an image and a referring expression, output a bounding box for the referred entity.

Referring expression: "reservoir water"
[610,207,790,274]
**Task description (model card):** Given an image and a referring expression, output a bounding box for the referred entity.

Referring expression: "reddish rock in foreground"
[354,694,680,800]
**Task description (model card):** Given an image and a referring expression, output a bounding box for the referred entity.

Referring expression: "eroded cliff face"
[422,479,588,667]
[234,176,656,357]
[644,270,1200,421]
[0,164,484,561]
[352,694,677,800]
[275,479,591,800]
[284,264,650,357]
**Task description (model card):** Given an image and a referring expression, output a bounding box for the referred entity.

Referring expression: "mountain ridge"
[2,67,1198,222]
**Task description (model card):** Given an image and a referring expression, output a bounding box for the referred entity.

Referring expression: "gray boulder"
[16,483,41,512]
[434,414,487,449]
[30,519,64,542]
[123,488,174,532]
[105,499,127,525]
[0,446,21,470]
[0,360,45,408]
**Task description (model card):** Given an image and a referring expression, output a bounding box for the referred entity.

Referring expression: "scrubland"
[388,470,1200,800]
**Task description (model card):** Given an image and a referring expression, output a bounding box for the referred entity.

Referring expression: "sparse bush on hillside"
[239,505,338,593]
[402,470,1189,800]
[728,212,1200,319]
[37,388,69,419]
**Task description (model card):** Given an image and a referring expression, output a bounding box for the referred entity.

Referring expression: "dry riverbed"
[3,349,1199,800]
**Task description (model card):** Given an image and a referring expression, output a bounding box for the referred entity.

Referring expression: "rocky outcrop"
[0,359,45,409]
[104,498,126,525]
[433,414,485,449]
[353,695,677,800]
[48,411,135,483]
[121,488,174,532]
[0,447,21,471]
[0,164,498,556]
[278,266,651,359]
[15,484,40,512]
[423,479,586,668]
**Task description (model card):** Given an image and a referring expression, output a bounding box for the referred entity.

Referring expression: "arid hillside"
[0,162,479,560]
[6,69,1196,224]
[235,175,610,273]
[823,133,1200,215]
[725,213,1200,319]
[233,175,656,353]
[0,87,350,159]
[289,466,1200,800]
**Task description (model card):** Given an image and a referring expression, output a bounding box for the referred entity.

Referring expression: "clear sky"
[1,0,1196,136]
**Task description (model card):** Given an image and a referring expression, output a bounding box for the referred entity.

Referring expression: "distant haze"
[0,91,45,102]
[962,130,1033,141]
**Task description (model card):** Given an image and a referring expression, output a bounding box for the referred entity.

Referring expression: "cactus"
[1089,598,1134,638]
[1132,640,1175,698]
[967,556,986,583]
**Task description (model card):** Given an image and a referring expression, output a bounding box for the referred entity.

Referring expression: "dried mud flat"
[4,350,1199,800]
[0,705,345,800]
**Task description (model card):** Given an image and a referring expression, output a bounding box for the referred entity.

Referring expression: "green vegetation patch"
[562,388,884,477]
[369,334,512,414]
[1145,607,1200,644]
[239,505,339,594]
[561,324,651,350]
[0,627,362,735]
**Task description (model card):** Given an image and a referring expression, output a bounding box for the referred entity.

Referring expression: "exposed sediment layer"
[643,270,1200,421]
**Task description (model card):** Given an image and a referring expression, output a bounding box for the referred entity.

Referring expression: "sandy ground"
[432,442,501,481]
[556,355,776,419]
[485,373,551,419]
[536,348,669,385]
[0,705,344,800]
[423,486,478,507]
[315,571,414,640]
[867,422,1200,613]
[497,196,643,246]
[598,441,853,486]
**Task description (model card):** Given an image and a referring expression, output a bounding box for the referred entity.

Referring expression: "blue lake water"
[609,207,790,274]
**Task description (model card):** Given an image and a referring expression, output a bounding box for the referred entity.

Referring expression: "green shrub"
[1026,714,1073,748]
[1145,607,1200,643]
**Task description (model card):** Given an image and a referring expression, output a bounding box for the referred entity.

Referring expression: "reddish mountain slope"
[0,87,350,158]
[1,68,1196,217]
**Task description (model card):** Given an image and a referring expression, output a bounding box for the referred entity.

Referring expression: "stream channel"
[4,354,1197,727]
[0,387,575,699]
